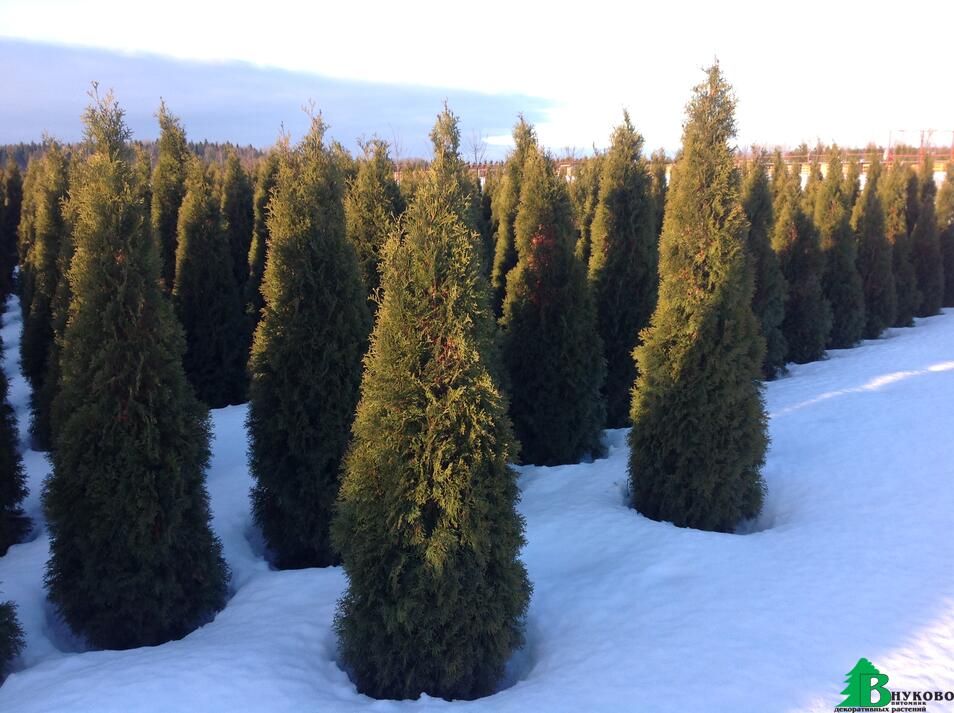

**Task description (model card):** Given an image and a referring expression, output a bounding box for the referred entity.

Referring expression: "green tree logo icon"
[837,658,891,708]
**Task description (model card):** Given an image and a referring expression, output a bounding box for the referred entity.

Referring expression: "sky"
[1,0,953,158]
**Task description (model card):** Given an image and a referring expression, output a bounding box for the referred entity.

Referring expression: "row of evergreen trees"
[0,157,28,681]
[2,66,954,694]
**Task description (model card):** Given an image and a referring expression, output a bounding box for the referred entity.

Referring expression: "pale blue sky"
[1,0,952,157]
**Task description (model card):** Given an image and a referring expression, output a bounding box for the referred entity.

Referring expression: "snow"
[2,292,954,712]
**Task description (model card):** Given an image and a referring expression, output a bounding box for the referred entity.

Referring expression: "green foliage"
[851,155,896,338]
[587,112,657,426]
[842,156,861,212]
[938,163,954,307]
[812,150,865,348]
[220,148,254,290]
[801,155,823,216]
[0,338,28,555]
[648,148,668,242]
[569,154,603,264]
[248,115,370,569]
[880,161,920,326]
[0,160,23,295]
[910,157,944,317]
[14,161,38,317]
[474,174,495,277]
[771,155,831,363]
[245,151,280,325]
[629,64,767,532]
[18,142,70,450]
[150,101,190,290]
[173,158,246,408]
[741,152,788,377]
[43,89,227,650]
[0,600,24,682]
[500,138,606,465]
[333,123,530,700]
[491,117,536,315]
[345,138,403,304]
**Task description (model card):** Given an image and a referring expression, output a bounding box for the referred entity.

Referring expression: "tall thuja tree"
[801,153,823,216]
[880,161,920,326]
[587,113,657,426]
[43,89,227,650]
[490,117,536,314]
[474,174,495,276]
[220,148,254,292]
[813,149,865,348]
[852,154,896,338]
[32,198,75,452]
[842,155,861,212]
[19,142,70,450]
[649,148,668,240]
[910,157,944,317]
[333,134,530,702]
[0,597,24,682]
[771,155,831,363]
[938,163,954,307]
[569,153,603,264]
[0,160,23,295]
[248,114,370,569]
[629,65,767,532]
[0,335,28,555]
[245,150,280,326]
[173,158,246,408]
[15,161,40,320]
[345,138,403,304]
[500,140,606,465]
[741,152,787,377]
[151,101,190,289]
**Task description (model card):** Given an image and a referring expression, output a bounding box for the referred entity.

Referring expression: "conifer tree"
[910,157,944,317]
[43,89,227,650]
[880,161,920,326]
[842,155,861,212]
[220,148,253,290]
[345,138,403,304]
[478,172,498,276]
[741,152,788,377]
[428,105,481,233]
[938,163,954,307]
[245,151,280,325]
[587,112,657,426]
[490,117,536,314]
[0,599,24,682]
[649,148,668,240]
[173,158,246,408]
[569,153,603,264]
[19,143,70,449]
[500,138,606,465]
[151,101,190,289]
[0,160,23,295]
[801,153,823,216]
[628,64,767,532]
[852,154,896,338]
[15,161,39,321]
[771,156,831,363]
[31,210,74,451]
[333,116,530,700]
[813,149,865,348]
[0,335,28,555]
[248,114,370,569]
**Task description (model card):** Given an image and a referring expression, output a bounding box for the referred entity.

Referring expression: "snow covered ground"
[1,293,953,712]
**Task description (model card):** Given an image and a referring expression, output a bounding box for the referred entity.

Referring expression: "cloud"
[0,39,553,159]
